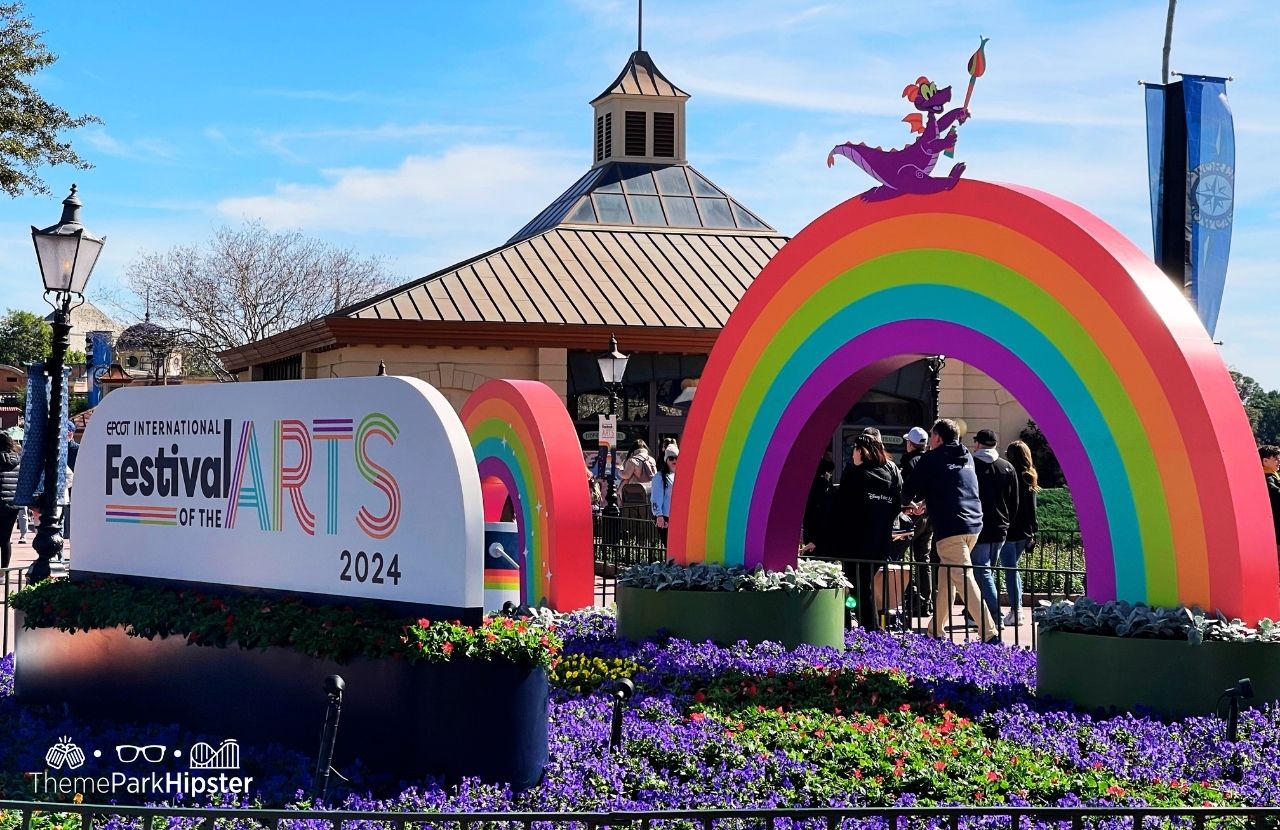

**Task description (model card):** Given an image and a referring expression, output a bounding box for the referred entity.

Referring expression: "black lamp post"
[28,185,105,581]
[597,335,630,517]
[925,355,946,423]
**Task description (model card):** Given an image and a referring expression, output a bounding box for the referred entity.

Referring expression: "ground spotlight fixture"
[312,674,346,801]
[609,678,636,751]
[1221,676,1252,743]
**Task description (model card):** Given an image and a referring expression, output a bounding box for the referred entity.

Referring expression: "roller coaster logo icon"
[188,739,240,770]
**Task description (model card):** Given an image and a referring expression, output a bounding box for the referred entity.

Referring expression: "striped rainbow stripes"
[105,504,178,526]
[461,379,593,610]
[667,180,1280,622]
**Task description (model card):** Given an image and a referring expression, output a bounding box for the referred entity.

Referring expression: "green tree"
[0,308,49,366]
[0,3,100,196]
[1231,369,1280,447]
[1019,420,1065,488]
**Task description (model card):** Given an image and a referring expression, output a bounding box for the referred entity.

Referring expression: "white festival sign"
[73,377,484,612]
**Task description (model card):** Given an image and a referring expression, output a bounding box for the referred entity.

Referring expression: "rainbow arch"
[461,379,593,610]
[668,180,1279,622]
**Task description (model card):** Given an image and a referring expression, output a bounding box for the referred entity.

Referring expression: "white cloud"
[215,143,584,272]
[81,129,177,163]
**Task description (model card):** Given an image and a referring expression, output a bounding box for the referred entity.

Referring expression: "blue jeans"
[1000,539,1028,616]
[970,541,1004,625]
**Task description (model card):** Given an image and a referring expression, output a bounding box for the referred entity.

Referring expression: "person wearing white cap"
[900,426,934,614]
[651,443,679,544]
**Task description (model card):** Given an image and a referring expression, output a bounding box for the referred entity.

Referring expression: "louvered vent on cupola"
[653,112,675,158]
[624,111,647,156]
[594,112,613,162]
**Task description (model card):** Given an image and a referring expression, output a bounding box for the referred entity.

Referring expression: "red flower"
[694,691,707,702]
[899,703,911,712]
[690,712,705,722]
[986,770,1000,782]
[1107,785,1126,797]
[442,641,454,654]
[502,618,515,629]
[853,770,862,779]
[934,761,947,771]
[486,632,498,642]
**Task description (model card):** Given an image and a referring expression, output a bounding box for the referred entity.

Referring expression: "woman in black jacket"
[0,434,21,568]
[837,434,903,630]
[1000,440,1039,626]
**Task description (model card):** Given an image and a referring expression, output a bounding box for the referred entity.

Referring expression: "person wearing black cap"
[970,428,1018,628]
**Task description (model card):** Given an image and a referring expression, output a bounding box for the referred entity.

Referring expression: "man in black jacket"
[1263,445,1280,562]
[970,429,1019,629]
[903,419,997,641]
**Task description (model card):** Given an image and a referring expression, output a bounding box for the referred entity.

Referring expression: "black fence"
[594,514,667,606]
[1,800,1278,830]
[827,553,1086,650]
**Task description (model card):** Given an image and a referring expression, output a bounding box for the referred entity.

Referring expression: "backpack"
[629,452,656,484]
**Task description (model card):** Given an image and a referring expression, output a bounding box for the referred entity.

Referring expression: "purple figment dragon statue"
[827,76,971,202]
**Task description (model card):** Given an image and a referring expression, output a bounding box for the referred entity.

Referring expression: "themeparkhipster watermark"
[29,735,254,798]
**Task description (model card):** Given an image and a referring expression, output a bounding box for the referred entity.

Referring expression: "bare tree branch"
[123,221,396,354]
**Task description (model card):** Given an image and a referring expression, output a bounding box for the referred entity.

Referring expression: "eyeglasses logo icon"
[115,744,167,764]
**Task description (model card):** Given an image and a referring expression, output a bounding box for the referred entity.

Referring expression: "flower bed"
[6,608,1280,813]
[9,579,560,788]
[1035,599,1280,716]
[615,559,849,648]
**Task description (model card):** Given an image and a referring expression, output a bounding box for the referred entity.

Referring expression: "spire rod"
[638,0,642,51]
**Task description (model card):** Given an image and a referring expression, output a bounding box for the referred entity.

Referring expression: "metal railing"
[1,801,1278,830]
[821,549,1086,649]
[594,514,666,606]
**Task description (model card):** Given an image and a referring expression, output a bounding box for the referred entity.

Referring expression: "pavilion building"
[219,47,1029,457]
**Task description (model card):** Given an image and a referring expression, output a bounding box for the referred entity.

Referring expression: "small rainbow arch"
[461,379,593,610]
[668,180,1279,622]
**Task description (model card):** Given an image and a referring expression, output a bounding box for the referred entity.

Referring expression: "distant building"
[44,300,125,352]
[219,41,1027,454]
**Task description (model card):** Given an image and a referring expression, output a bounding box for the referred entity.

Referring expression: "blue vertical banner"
[1181,75,1235,337]
[1143,83,1167,256]
[86,330,115,408]
[14,364,71,508]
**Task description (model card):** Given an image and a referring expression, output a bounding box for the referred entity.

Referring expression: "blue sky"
[0,1,1276,388]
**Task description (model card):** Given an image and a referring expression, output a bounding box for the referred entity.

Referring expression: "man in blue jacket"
[904,418,998,642]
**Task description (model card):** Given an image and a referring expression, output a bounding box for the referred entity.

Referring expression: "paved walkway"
[2,518,71,654]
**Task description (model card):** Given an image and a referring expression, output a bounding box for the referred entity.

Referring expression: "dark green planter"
[615,585,846,650]
[1037,629,1280,717]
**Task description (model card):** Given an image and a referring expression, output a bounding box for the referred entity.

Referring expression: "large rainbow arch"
[461,379,593,610]
[668,181,1279,622]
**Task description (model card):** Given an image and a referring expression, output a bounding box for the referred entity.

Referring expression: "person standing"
[1263,445,1280,561]
[650,444,679,544]
[970,429,1019,628]
[903,418,998,642]
[900,426,934,614]
[0,434,21,568]
[802,452,836,557]
[620,439,656,487]
[836,433,902,630]
[1000,440,1040,626]
[62,421,78,542]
